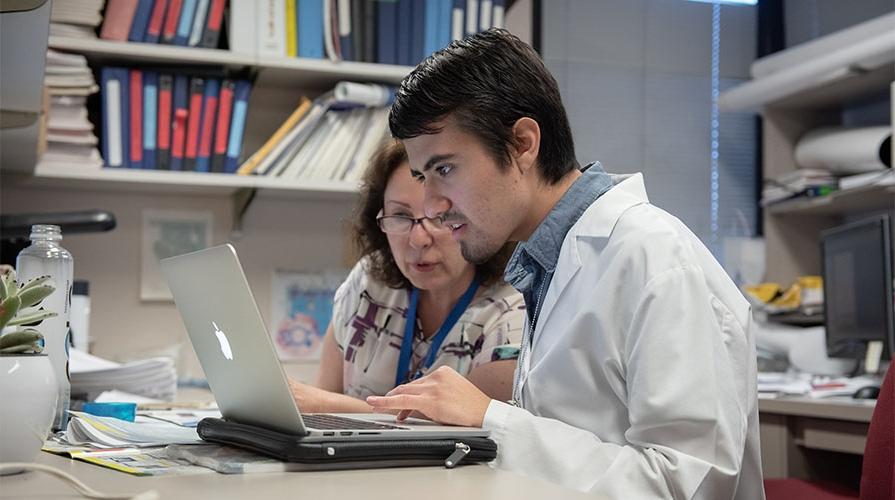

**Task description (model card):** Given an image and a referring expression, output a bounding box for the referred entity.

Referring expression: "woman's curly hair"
[353,140,514,289]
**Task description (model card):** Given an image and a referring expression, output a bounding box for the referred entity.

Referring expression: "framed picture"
[270,270,347,361]
[141,209,213,301]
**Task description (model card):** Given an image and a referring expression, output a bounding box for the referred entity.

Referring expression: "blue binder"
[128,0,155,42]
[142,71,159,170]
[298,0,324,58]
[224,80,252,174]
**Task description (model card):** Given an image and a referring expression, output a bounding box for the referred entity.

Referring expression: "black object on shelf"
[0,210,116,265]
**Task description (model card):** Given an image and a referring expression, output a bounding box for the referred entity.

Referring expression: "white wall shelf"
[8,164,360,200]
[765,183,895,216]
[48,36,413,88]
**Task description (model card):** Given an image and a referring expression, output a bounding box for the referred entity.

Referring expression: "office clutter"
[745,276,824,321]
[761,125,893,205]
[236,81,393,181]
[99,66,252,172]
[38,50,103,170]
[50,0,104,39]
[70,348,178,401]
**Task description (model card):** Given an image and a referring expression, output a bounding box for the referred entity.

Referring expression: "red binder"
[211,79,234,173]
[100,0,139,41]
[129,69,144,169]
[170,108,188,170]
[184,77,205,171]
[162,0,184,44]
[156,74,173,169]
[145,0,170,43]
[200,0,226,48]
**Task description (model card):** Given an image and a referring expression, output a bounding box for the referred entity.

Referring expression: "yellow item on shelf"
[236,97,312,175]
[744,283,782,303]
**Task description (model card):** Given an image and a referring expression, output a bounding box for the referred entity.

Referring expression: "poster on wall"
[270,270,347,361]
[141,209,213,301]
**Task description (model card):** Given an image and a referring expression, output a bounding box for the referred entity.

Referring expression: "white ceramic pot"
[0,354,57,475]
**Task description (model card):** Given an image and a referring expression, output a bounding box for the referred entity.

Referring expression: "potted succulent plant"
[0,270,59,474]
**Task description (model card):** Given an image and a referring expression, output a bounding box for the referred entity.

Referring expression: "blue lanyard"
[395,278,480,387]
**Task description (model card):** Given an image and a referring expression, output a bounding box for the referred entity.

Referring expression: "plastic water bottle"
[16,224,73,431]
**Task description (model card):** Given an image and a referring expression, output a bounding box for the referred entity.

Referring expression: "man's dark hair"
[389,28,577,184]
[355,140,514,289]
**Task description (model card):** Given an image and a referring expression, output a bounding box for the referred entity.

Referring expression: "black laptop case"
[197,418,497,469]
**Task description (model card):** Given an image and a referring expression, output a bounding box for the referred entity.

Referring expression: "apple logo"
[212,321,234,360]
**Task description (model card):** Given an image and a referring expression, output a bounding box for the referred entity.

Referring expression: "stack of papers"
[761,168,838,206]
[70,349,178,401]
[50,0,104,39]
[757,372,881,399]
[63,411,203,448]
[39,50,102,170]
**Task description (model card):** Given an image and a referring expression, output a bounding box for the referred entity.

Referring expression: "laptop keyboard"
[302,414,407,431]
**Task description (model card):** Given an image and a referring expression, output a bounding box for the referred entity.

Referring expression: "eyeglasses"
[376,210,447,235]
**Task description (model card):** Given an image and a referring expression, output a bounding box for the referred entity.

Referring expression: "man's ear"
[510,117,541,175]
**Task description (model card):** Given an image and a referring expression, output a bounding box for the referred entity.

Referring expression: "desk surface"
[758,395,876,422]
[1,449,595,500]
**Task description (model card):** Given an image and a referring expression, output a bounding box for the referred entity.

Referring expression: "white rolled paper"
[795,126,892,174]
[333,81,395,107]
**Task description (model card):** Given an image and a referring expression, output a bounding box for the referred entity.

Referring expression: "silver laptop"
[161,244,488,442]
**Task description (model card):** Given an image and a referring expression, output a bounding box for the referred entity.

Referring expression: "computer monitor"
[821,213,894,362]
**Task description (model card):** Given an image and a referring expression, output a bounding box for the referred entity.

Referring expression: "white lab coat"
[482,174,765,499]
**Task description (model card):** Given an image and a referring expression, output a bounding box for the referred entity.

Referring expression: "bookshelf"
[720,63,894,285]
[48,36,412,88]
[24,36,417,200]
[10,163,359,200]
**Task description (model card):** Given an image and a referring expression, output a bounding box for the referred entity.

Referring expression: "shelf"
[766,182,895,216]
[719,63,894,112]
[48,36,414,87]
[48,36,255,69]
[7,164,360,201]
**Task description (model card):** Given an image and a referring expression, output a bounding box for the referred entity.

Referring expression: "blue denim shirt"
[504,162,614,336]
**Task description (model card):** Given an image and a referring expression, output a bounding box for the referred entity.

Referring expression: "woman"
[289,141,524,412]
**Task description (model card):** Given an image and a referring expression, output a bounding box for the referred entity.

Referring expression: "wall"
[541,0,759,254]
[1,184,353,383]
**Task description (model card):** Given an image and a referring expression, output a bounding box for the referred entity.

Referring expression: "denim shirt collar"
[505,162,614,291]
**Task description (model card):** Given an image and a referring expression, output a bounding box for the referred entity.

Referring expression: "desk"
[759,395,875,486]
[1,449,596,500]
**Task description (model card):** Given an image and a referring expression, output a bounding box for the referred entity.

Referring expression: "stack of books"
[761,168,838,206]
[100,66,252,172]
[50,0,105,39]
[237,82,392,181]
[38,50,103,170]
[100,0,226,48]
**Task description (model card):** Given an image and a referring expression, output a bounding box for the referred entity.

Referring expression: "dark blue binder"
[397,0,412,65]
[376,0,399,64]
[128,0,155,42]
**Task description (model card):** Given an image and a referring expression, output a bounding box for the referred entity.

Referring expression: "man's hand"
[366,366,492,427]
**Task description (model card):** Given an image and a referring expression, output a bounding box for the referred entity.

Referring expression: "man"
[366,29,764,499]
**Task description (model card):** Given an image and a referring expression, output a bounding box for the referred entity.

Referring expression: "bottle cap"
[81,402,137,422]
